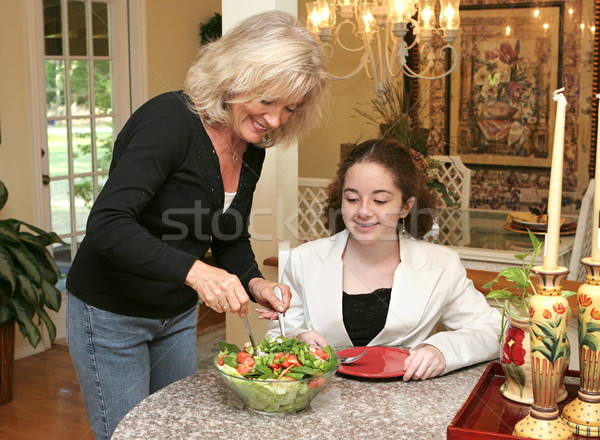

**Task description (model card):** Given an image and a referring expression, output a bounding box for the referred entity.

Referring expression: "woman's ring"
[223,303,229,310]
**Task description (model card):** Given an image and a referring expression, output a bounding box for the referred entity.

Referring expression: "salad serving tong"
[272,286,367,364]
[273,286,286,336]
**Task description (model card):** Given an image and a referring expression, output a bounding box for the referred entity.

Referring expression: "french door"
[34,0,145,271]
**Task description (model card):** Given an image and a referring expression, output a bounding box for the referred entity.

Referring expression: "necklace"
[206,125,240,163]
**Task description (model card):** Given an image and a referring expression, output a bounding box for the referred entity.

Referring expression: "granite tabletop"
[112,361,490,440]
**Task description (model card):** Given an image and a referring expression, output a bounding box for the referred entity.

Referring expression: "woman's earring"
[401,217,407,238]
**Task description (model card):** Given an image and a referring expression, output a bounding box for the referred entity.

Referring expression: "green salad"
[214,336,339,413]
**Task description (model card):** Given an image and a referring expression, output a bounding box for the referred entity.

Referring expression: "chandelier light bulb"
[419,2,435,30]
[338,0,357,19]
[362,8,376,35]
[305,0,461,89]
[306,3,320,34]
[439,0,460,30]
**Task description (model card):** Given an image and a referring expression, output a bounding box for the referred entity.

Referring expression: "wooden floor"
[0,304,224,440]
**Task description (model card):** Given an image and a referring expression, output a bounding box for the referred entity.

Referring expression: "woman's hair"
[183,10,330,148]
[325,138,437,239]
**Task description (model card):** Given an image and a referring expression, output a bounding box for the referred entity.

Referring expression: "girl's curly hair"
[325,138,436,239]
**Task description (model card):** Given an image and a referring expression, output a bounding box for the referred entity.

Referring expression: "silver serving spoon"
[241,315,257,353]
[273,286,286,337]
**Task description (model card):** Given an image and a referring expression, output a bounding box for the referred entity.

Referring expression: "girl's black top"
[342,288,392,346]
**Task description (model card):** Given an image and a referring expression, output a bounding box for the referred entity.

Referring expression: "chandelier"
[306,0,461,99]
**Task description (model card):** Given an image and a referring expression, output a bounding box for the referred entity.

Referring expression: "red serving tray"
[447,361,584,440]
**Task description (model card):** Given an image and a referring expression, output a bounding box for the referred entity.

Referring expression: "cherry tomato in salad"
[236,351,254,364]
[237,363,253,375]
[218,355,225,366]
[310,347,330,361]
[308,376,326,389]
[235,351,255,376]
[281,354,301,368]
[268,352,285,370]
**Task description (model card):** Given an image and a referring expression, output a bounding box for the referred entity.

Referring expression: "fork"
[338,349,368,364]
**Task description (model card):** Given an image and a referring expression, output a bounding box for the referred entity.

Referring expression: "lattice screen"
[298,178,331,243]
[432,155,472,209]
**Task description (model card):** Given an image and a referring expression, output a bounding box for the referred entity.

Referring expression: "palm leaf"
[0,245,17,293]
[37,307,56,343]
[16,272,40,305]
[20,232,61,285]
[7,244,42,287]
[41,278,61,312]
[4,296,41,347]
[0,221,19,244]
[0,181,7,210]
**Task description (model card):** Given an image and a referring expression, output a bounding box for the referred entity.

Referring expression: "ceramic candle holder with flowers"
[484,230,576,404]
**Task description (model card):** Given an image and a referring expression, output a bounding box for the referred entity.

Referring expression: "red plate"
[336,346,410,378]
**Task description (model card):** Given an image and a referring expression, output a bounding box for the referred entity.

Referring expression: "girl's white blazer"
[266,229,502,374]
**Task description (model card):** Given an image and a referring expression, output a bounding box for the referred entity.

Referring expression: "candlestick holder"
[562,258,600,436]
[513,265,572,440]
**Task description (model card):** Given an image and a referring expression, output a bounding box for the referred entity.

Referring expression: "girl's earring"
[401,217,407,238]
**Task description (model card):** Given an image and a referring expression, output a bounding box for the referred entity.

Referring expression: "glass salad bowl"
[213,337,340,415]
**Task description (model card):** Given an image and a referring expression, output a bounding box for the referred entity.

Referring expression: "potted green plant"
[484,230,575,403]
[0,179,65,404]
[354,80,459,208]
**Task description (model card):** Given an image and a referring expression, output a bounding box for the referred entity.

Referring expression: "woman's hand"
[248,278,291,315]
[185,260,249,316]
[296,330,328,348]
[402,344,446,381]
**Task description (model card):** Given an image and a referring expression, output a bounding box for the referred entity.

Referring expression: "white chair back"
[431,155,472,209]
[278,240,290,282]
[298,177,331,243]
[568,179,594,281]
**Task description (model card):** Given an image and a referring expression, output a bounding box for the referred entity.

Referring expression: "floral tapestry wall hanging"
[449,3,563,167]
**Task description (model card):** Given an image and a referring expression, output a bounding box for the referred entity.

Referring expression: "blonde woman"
[66,11,329,440]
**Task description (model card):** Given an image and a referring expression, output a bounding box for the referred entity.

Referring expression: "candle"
[592,93,600,261]
[543,89,567,270]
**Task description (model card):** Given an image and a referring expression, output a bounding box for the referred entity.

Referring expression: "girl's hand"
[185,260,249,315]
[402,344,446,381]
[296,330,328,348]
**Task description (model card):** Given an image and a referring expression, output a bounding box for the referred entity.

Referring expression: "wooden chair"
[568,179,594,282]
[298,177,331,243]
[431,155,472,209]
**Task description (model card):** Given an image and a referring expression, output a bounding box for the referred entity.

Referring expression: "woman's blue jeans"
[66,292,198,440]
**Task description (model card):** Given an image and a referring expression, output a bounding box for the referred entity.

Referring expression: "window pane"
[74,176,93,231]
[68,1,87,56]
[48,120,69,177]
[92,2,110,56]
[98,173,108,194]
[45,60,66,117]
[50,179,72,235]
[52,240,72,275]
[96,116,113,171]
[70,60,90,115]
[72,118,92,173]
[43,0,63,56]
[94,60,112,114]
